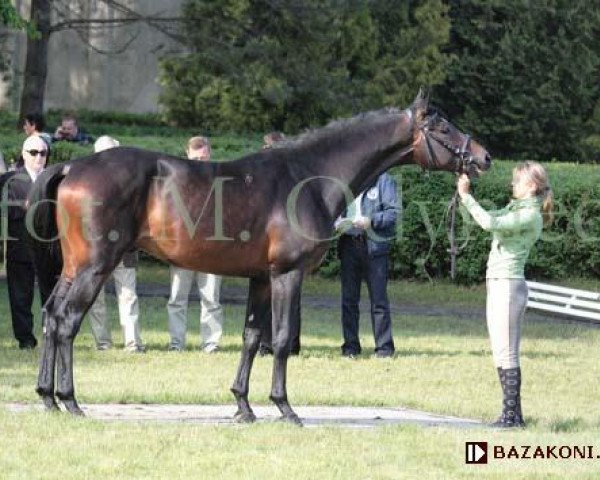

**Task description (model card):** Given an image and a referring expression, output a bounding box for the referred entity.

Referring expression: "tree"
[0,0,32,29]
[0,0,36,94]
[159,0,452,132]
[18,0,185,120]
[160,0,370,131]
[367,0,452,108]
[19,0,51,119]
[438,0,600,161]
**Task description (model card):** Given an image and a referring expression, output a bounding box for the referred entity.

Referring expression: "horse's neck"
[305,112,414,220]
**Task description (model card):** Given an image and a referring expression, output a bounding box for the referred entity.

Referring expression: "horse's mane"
[425,105,450,122]
[276,107,404,150]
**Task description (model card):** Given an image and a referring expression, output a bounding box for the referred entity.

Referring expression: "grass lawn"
[137,259,489,309]
[1,275,600,479]
[2,113,600,477]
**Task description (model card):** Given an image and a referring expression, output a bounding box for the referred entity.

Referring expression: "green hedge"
[1,141,92,167]
[319,161,600,284]
[2,106,598,285]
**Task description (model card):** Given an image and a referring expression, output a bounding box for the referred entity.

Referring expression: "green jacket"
[461,194,543,279]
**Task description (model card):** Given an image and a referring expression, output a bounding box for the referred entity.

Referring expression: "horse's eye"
[440,125,450,134]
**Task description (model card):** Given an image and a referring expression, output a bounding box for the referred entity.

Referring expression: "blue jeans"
[339,235,395,355]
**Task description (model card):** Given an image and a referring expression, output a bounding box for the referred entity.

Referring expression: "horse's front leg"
[36,278,71,412]
[269,268,303,426]
[231,275,271,423]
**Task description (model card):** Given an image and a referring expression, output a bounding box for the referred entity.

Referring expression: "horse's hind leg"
[269,268,303,426]
[231,275,271,423]
[55,267,110,415]
[36,277,72,411]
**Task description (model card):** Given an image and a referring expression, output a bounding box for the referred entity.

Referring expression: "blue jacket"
[341,173,400,257]
[51,130,94,145]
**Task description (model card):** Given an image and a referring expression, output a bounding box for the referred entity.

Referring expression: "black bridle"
[418,114,476,280]
[419,114,476,175]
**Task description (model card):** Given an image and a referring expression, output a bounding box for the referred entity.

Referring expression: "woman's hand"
[353,216,371,230]
[457,174,471,198]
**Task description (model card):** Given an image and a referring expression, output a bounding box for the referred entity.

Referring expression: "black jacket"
[0,169,35,263]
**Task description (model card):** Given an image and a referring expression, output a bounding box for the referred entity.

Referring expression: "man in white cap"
[0,135,48,348]
[87,135,145,353]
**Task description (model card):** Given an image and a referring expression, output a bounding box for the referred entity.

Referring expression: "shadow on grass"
[549,417,587,433]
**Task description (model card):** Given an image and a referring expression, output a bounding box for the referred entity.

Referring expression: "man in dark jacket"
[1,135,48,349]
[52,114,94,145]
[258,132,302,356]
[336,173,399,358]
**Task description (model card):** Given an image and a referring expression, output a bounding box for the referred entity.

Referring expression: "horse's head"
[410,90,491,177]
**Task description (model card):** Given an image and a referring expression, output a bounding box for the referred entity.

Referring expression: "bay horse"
[27,90,490,424]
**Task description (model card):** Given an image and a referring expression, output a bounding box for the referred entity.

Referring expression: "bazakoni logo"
[465,442,598,464]
[465,442,488,464]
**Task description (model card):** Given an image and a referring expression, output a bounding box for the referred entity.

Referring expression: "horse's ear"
[412,87,430,121]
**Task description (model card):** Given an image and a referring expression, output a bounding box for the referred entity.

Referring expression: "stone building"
[1,0,186,113]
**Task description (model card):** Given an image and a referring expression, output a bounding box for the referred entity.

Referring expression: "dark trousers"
[339,235,394,355]
[7,260,37,347]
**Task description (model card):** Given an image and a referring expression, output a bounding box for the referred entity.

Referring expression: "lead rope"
[415,188,463,283]
[447,134,473,279]
[0,187,6,280]
[446,190,459,280]
[446,177,474,281]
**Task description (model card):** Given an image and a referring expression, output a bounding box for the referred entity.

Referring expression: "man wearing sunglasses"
[0,135,48,349]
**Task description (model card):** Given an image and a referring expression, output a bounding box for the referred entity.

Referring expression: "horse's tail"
[26,162,70,301]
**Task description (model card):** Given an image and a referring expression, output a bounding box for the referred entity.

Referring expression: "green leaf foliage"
[159,0,452,131]
[438,0,600,162]
[0,0,37,87]
[0,0,33,32]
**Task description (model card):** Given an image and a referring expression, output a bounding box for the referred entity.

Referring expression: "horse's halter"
[416,112,477,281]
[418,113,475,174]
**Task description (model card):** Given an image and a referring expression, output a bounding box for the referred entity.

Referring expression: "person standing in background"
[0,135,49,349]
[336,173,399,359]
[22,113,52,146]
[258,131,301,356]
[166,136,224,353]
[52,113,94,145]
[87,135,145,353]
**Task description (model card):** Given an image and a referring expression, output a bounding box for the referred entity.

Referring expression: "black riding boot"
[491,367,525,428]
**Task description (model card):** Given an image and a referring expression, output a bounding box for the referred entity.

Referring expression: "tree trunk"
[18,0,52,123]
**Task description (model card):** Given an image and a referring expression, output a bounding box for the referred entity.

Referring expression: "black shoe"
[19,340,37,350]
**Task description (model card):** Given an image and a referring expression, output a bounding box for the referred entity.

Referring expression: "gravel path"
[5,402,483,429]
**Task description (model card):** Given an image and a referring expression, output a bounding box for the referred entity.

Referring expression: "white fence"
[526,281,600,322]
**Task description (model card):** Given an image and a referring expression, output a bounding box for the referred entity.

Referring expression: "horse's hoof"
[41,395,60,412]
[233,409,257,424]
[279,413,303,427]
[62,399,85,417]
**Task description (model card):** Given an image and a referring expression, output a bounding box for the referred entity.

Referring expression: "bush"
[318,161,600,284]
[1,141,92,167]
